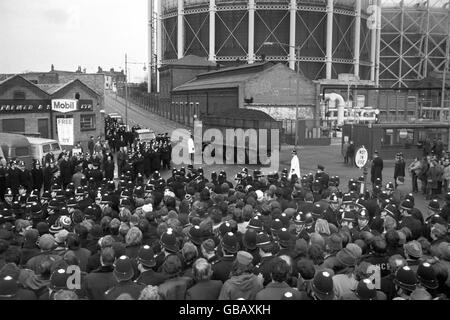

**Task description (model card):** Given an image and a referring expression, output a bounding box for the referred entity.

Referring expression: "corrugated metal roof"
[172,73,249,92]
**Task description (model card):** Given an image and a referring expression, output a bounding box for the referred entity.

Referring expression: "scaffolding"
[155,0,374,81]
[379,0,450,87]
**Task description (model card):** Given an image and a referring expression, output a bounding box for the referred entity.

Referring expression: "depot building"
[0,75,104,149]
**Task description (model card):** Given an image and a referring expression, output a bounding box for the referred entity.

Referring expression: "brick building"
[159,55,219,100]
[0,75,104,150]
[171,62,318,122]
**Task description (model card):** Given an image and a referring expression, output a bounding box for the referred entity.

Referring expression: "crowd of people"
[0,115,449,300]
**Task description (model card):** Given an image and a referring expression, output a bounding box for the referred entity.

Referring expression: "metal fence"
[116,89,200,127]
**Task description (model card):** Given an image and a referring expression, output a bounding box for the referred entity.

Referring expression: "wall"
[0,113,50,135]
[51,83,103,148]
[246,106,314,121]
[172,88,238,116]
[243,64,316,120]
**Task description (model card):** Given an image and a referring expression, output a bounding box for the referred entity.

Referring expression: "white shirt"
[188,138,195,154]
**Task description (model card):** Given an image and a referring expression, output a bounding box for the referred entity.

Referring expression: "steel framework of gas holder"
[379,0,450,88]
[158,0,374,81]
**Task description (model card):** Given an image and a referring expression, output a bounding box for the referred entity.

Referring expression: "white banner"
[52,99,77,113]
[57,118,74,146]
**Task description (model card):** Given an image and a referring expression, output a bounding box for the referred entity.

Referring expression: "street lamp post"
[262,42,301,147]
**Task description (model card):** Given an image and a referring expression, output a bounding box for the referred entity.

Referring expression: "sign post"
[57,118,74,146]
[355,146,369,194]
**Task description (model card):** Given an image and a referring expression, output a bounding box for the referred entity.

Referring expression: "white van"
[136,128,156,142]
[25,137,63,163]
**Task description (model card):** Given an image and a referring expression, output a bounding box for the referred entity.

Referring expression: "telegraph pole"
[125,53,128,128]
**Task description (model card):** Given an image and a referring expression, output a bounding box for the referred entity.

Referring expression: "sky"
[0,0,149,82]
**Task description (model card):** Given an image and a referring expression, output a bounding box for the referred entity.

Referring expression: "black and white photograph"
[0,0,450,311]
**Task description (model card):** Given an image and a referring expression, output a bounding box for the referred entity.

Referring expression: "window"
[13,91,26,100]
[51,143,61,151]
[2,118,25,133]
[43,144,51,153]
[80,114,96,130]
[75,92,80,100]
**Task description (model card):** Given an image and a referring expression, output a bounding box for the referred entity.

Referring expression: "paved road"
[105,92,191,141]
[104,91,432,214]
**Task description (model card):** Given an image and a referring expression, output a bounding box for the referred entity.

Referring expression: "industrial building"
[148,0,450,90]
[0,72,105,150]
[149,0,375,86]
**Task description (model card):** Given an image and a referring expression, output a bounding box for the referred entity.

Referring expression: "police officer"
[212,232,239,283]
[105,255,145,300]
[135,245,167,286]
[254,232,276,286]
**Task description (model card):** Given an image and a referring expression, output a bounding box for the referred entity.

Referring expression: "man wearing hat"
[425,199,441,223]
[212,232,239,283]
[105,255,145,300]
[416,261,439,298]
[393,265,417,299]
[293,212,315,242]
[25,234,63,274]
[155,228,182,272]
[135,245,167,286]
[277,228,295,259]
[404,241,423,272]
[351,209,371,240]
[371,151,384,186]
[0,274,37,300]
[311,270,336,300]
[242,229,260,265]
[323,194,340,227]
[218,251,263,300]
[254,232,276,286]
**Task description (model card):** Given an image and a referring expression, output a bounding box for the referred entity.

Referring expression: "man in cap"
[212,232,239,283]
[218,251,263,300]
[105,255,145,300]
[404,241,423,272]
[25,234,63,274]
[135,245,166,286]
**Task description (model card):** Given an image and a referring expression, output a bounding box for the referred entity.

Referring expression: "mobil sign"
[52,99,77,113]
